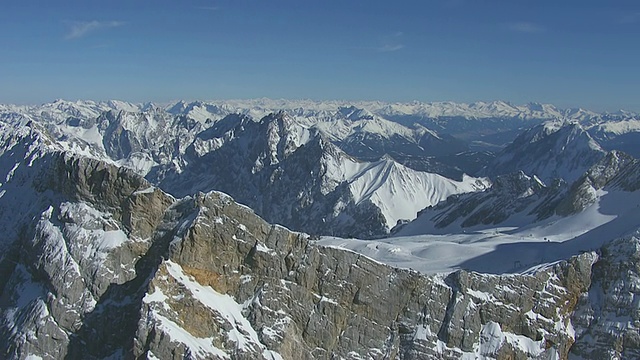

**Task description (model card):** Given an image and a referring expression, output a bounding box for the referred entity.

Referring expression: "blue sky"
[1,0,639,111]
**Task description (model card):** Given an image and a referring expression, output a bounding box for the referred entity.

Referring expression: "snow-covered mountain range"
[1,98,639,237]
[1,98,639,238]
[149,111,488,238]
[483,120,607,183]
[3,98,637,150]
[2,98,640,359]
[393,150,638,237]
[0,100,498,238]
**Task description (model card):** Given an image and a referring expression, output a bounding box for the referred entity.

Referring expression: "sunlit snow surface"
[325,155,488,228]
[317,189,640,274]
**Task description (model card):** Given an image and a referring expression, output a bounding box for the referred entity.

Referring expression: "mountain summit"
[2,99,640,358]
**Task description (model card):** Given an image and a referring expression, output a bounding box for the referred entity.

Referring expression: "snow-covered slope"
[319,150,640,278]
[0,101,494,238]
[5,98,637,136]
[341,157,487,227]
[193,98,622,122]
[3,99,640,359]
[3,98,637,178]
[586,117,640,158]
[152,112,488,237]
[314,116,470,177]
[0,141,602,358]
[391,171,561,236]
[0,122,58,258]
[394,150,636,237]
[0,99,142,127]
[166,100,237,123]
[2,98,636,240]
[321,185,640,275]
[484,121,607,183]
[151,98,639,161]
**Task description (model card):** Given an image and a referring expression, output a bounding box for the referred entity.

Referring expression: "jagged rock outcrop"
[134,190,598,360]
[484,121,606,184]
[393,171,567,235]
[3,106,640,359]
[0,100,493,239]
[0,141,616,359]
[151,112,486,239]
[149,113,392,239]
[97,108,207,173]
[0,151,175,358]
[556,151,635,216]
[571,235,640,359]
[394,150,640,236]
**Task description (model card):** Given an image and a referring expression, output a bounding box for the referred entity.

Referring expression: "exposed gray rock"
[1,124,640,360]
[556,151,634,216]
[151,113,393,239]
[571,235,640,359]
[0,131,175,359]
[484,121,606,184]
[395,150,640,236]
[2,102,491,240]
[134,191,597,360]
[393,171,567,235]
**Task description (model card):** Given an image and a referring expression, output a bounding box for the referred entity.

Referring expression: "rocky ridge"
[484,121,607,184]
[148,111,488,238]
[0,124,639,359]
[3,99,639,239]
[571,235,640,359]
[394,149,640,236]
[2,100,640,359]
[2,146,592,358]
[0,102,490,239]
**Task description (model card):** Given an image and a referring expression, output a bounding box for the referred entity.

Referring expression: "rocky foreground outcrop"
[0,134,639,359]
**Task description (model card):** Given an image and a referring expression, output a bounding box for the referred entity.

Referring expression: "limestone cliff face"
[136,192,595,359]
[0,137,636,359]
[571,235,640,359]
[0,130,175,359]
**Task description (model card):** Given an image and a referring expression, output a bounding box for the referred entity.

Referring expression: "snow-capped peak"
[486,121,606,183]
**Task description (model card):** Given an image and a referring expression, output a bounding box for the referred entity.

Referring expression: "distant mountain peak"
[486,120,606,183]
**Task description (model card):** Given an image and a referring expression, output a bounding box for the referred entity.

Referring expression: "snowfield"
[318,189,640,274]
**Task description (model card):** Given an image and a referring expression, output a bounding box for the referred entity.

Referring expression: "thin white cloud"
[507,22,546,34]
[376,32,405,52]
[66,20,124,40]
[377,44,405,53]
